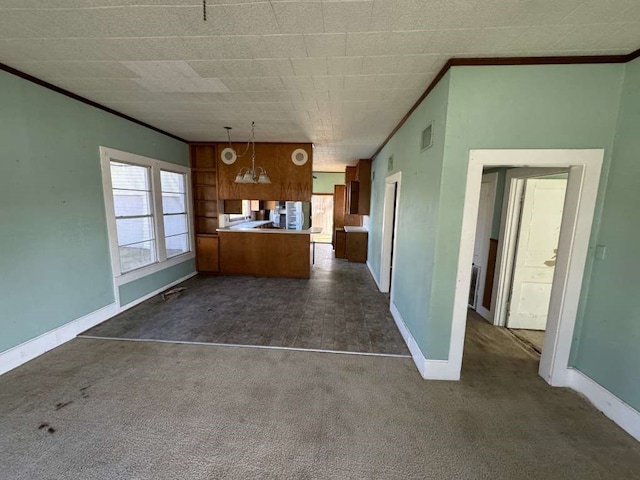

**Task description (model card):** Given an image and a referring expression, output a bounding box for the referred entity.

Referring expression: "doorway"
[502,172,568,353]
[448,149,604,386]
[380,172,402,298]
[311,194,333,243]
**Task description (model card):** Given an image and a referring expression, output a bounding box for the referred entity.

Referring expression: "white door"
[507,177,567,330]
[470,173,496,314]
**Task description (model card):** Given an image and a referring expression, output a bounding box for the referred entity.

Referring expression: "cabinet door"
[334,230,347,258]
[346,232,368,263]
[196,236,219,272]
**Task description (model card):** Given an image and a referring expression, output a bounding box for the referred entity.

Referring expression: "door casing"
[449,149,603,386]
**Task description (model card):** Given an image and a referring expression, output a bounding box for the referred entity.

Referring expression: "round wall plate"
[291,148,308,166]
[221,147,237,165]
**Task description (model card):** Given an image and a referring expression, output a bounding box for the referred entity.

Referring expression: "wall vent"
[421,123,433,151]
[388,155,394,171]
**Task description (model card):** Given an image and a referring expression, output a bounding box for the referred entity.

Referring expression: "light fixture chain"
[203,0,207,21]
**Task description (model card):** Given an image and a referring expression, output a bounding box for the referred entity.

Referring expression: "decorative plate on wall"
[221,147,237,165]
[291,148,308,166]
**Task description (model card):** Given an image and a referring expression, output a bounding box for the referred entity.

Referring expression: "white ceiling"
[1,1,638,171]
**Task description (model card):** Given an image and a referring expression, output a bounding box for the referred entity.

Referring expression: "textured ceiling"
[1,1,639,171]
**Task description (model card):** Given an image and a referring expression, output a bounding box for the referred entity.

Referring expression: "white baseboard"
[366,261,383,291]
[0,302,118,376]
[118,272,197,310]
[567,368,640,442]
[0,271,198,377]
[390,302,460,380]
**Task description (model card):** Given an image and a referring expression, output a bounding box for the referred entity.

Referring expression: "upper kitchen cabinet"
[346,159,372,215]
[217,143,312,201]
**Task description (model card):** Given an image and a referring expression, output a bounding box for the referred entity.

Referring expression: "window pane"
[119,241,156,273]
[113,190,152,217]
[162,193,186,215]
[116,217,155,246]
[163,214,188,237]
[165,234,189,258]
[161,170,185,194]
[110,162,151,191]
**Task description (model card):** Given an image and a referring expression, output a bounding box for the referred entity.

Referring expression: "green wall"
[570,58,640,411]
[370,64,625,363]
[313,172,344,194]
[0,70,190,353]
[369,72,451,359]
[119,259,195,307]
[428,64,624,360]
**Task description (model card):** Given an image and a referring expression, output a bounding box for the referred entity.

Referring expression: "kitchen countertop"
[343,226,368,233]
[218,221,321,235]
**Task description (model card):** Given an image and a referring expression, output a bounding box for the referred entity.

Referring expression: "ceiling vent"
[421,123,433,151]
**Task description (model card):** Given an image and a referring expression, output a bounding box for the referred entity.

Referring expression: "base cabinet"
[334,229,346,258]
[196,235,219,272]
[345,231,368,263]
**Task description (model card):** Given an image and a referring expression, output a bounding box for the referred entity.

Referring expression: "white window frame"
[100,147,194,286]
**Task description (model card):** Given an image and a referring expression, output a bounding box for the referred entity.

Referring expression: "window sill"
[114,252,195,286]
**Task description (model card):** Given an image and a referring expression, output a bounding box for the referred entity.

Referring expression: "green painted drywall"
[118,259,195,306]
[313,172,344,194]
[426,64,624,360]
[0,70,190,353]
[370,64,625,363]
[369,72,451,358]
[570,58,640,411]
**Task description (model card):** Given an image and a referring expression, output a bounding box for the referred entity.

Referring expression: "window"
[228,200,251,223]
[110,162,156,273]
[101,147,193,280]
[161,170,189,258]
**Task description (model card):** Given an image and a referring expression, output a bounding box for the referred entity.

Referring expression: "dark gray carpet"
[82,244,409,356]
[2,314,640,479]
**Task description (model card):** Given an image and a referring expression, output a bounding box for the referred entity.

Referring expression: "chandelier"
[222,122,271,184]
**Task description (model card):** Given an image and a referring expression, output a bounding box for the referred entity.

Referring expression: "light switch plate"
[595,245,606,260]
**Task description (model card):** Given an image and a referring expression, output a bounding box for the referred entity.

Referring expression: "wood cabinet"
[346,159,371,215]
[196,235,219,273]
[219,232,310,278]
[191,144,220,272]
[216,142,312,201]
[345,231,368,263]
[334,229,346,259]
[191,144,218,235]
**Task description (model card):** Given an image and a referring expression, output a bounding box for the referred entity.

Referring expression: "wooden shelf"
[191,145,216,169]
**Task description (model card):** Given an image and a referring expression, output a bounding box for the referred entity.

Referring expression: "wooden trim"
[189,140,310,146]
[449,55,629,66]
[370,59,452,160]
[370,49,640,161]
[627,48,640,62]
[311,192,334,196]
[0,62,187,144]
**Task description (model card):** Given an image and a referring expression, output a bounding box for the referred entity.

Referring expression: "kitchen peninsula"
[190,139,313,277]
[217,221,320,278]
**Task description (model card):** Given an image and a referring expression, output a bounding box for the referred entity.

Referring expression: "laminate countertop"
[218,221,321,235]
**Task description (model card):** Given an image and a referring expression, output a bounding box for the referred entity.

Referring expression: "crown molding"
[0,62,187,144]
[370,48,640,161]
